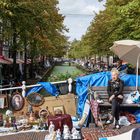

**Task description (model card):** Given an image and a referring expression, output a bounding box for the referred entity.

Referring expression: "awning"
[7,58,24,64]
[0,55,12,64]
[17,59,24,64]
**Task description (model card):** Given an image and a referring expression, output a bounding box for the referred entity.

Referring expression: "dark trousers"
[132,128,140,140]
[111,98,120,122]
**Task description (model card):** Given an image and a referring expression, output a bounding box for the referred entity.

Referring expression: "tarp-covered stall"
[76,72,140,117]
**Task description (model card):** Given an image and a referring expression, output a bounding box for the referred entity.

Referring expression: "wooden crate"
[42,94,76,116]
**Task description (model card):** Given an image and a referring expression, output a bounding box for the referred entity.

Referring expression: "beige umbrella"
[110,40,140,90]
[110,40,140,67]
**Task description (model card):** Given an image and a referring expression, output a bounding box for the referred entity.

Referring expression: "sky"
[58,0,106,41]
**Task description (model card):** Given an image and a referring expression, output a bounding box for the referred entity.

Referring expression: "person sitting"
[106,68,124,129]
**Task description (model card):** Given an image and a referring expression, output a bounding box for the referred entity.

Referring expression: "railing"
[0,78,74,97]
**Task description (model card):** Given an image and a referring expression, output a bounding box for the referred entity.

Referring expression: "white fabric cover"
[122,94,133,104]
[72,99,90,128]
[99,129,134,140]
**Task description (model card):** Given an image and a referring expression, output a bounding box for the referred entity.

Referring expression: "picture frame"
[26,92,45,107]
[11,92,24,111]
[0,95,8,109]
[53,105,65,115]
[39,109,49,118]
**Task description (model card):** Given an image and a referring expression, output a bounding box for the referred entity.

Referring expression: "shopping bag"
[130,91,140,103]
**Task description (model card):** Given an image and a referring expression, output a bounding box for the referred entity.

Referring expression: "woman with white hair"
[106,68,124,129]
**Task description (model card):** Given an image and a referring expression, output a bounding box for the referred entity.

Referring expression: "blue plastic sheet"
[26,82,59,97]
[134,110,140,123]
[76,72,140,117]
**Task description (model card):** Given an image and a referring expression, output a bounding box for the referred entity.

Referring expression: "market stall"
[0,81,80,140]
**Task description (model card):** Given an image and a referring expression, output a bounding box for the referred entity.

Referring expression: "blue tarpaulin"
[25,82,59,97]
[76,72,140,117]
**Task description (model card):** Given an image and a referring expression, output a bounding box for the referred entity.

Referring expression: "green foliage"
[47,71,83,82]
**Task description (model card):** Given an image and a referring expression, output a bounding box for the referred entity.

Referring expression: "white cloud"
[58,0,106,41]
[58,0,105,14]
[83,5,97,14]
[78,23,83,28]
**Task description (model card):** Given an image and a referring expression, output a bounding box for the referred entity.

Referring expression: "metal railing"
[0,78,74,97]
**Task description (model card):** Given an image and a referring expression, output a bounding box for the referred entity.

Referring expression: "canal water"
[41,64,86,95]
[50,65,83,75]
[43,64,86,82]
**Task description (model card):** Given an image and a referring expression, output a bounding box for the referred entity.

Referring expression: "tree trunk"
[29,57,33,78]
[23,36,27,81]
[107,54,109,70]
[94,54,96,64]
[42,56,45,67]
[12,22,17,80]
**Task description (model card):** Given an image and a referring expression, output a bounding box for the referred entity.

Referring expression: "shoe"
[115,121,120,129]
[106,119,113,124]
[115,124,120,129]
[97,99,104,104]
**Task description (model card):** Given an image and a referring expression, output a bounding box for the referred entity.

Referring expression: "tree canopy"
[0,0,68,59]
[0,0,68,80]
[69,0,140,58]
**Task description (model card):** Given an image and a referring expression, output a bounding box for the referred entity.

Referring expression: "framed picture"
[26,92,45,107]
[0,95,8,109]
[53,105,65,115]
[11,92,24,111]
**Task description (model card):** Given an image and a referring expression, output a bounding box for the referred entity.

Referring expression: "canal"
[43,64,86,82]
[41,64,86,95]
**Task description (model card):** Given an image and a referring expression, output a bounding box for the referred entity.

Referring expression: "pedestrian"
[116,60,128,73]
[106,68,124,129]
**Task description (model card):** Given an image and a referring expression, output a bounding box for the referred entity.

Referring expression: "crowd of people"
[75,58,135,74]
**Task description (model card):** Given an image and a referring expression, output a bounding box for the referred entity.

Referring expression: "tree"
[0,0,68,80]
[78,0,140,59]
